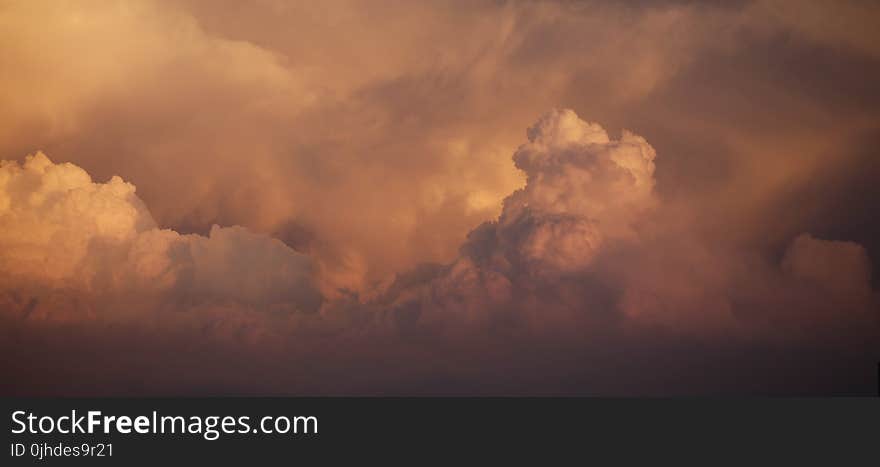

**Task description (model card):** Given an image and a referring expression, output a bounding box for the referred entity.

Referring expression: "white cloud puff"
[464,109,657,278]
[0,152,156,284]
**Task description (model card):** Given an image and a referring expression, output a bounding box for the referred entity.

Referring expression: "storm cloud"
[1,0,878,395]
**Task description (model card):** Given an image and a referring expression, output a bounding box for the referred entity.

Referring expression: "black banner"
[3,398,878,465]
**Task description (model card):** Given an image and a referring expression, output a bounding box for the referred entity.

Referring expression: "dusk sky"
[1,0,878,395]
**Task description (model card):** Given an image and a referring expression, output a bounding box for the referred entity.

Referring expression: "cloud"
[1,0,879,394]
[491,109,656,266]
[2,0,809,293]
[377,110,877,344]
[0,153,321,324]
[0,110,877,395]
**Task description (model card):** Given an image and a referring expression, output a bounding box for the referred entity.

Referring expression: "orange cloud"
[1,0,878,395]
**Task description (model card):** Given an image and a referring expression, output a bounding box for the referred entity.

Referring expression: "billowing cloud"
[471,109,656,271]
[0,0,879,395]
[9,0,878,294]
[377,111,876,341]
[1,109,877,395]
[0,153,321,324]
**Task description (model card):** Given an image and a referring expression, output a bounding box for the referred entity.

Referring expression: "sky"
[1,0,878,395]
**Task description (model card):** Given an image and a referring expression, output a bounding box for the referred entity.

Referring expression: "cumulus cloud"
[1,0,879,395]
[0,109,878,395]
[484,109,655,268]
[14,0,879,294]
[377,110,877,345]
[0,153,321,323]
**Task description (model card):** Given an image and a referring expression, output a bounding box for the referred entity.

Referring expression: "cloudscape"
[1,0,878,395]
